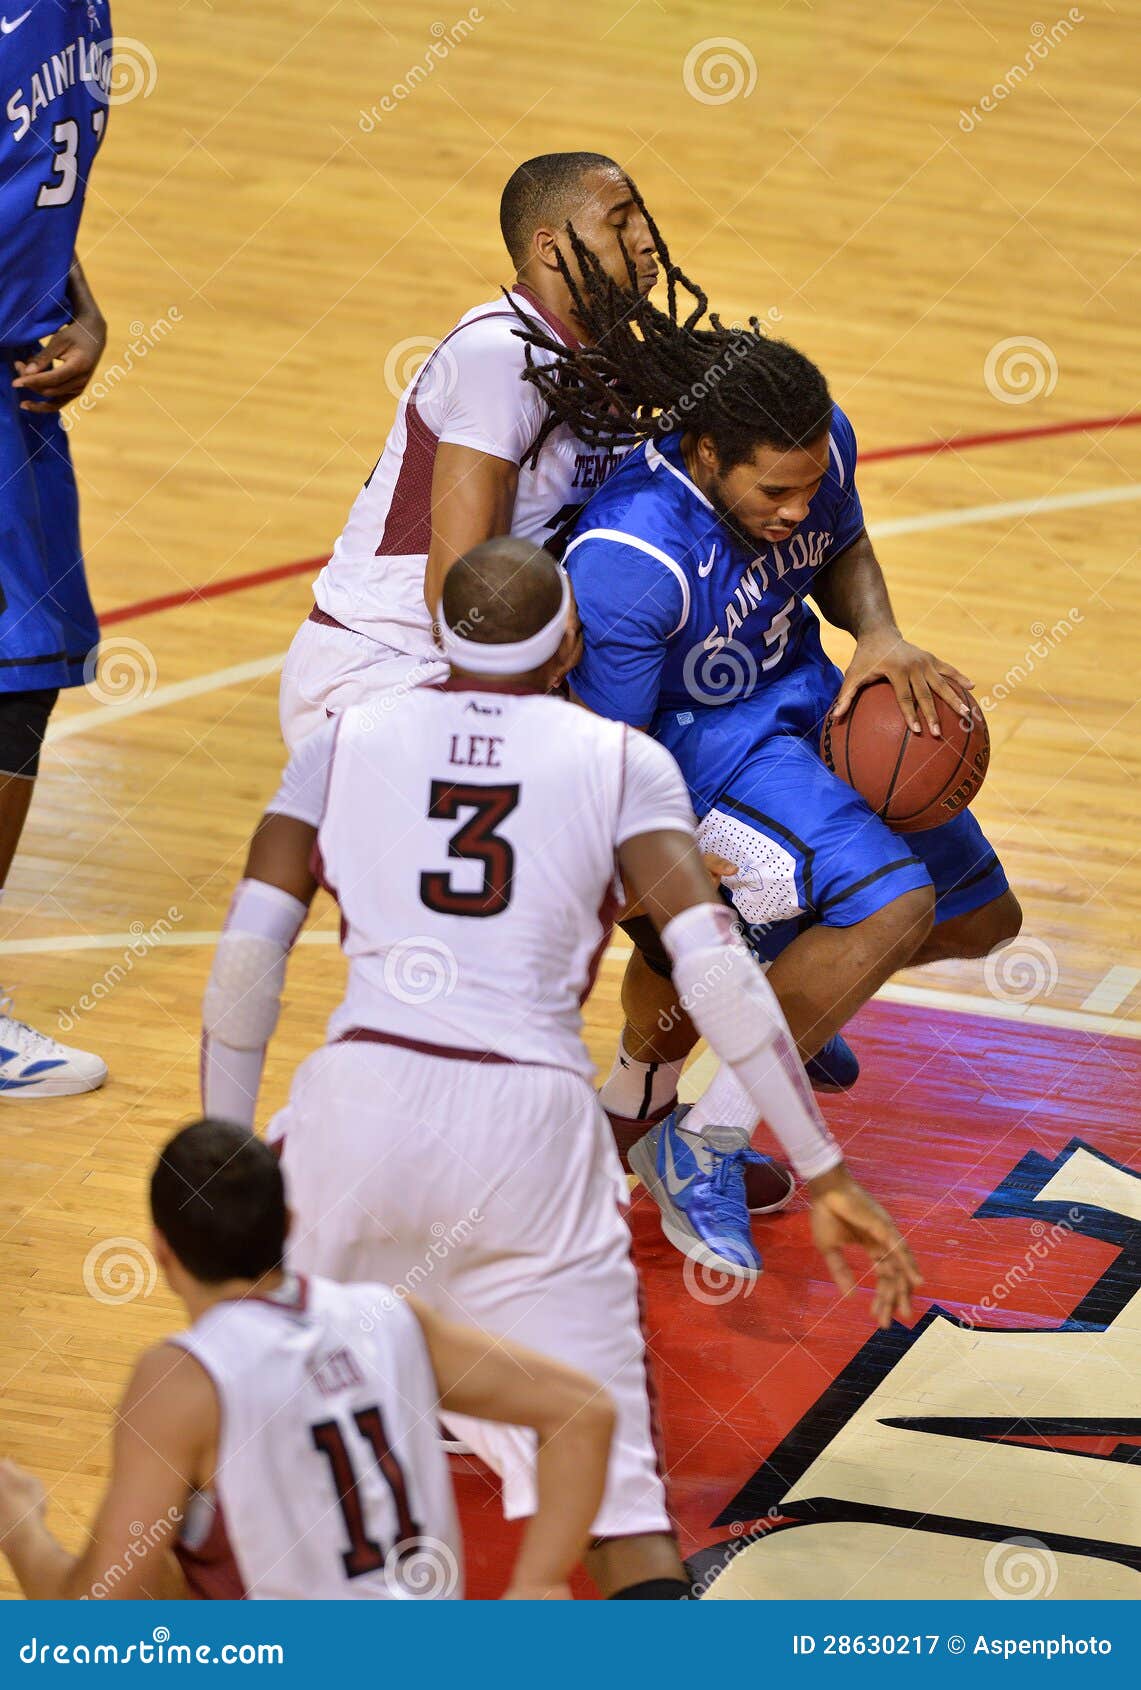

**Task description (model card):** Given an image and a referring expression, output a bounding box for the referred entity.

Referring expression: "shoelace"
[704,1143,764,1227]
[0,995,63,1058]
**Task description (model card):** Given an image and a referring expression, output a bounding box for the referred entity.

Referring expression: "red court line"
[100,411,1140,628]
[99,555,326,628]
[860,410,1141,464]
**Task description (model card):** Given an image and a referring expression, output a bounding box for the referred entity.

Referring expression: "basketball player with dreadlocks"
[277,152,657,751]
[512,212,1023,1278]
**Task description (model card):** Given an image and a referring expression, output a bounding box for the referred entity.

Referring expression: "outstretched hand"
[832,626,973,738]
[808,1167,923,1329]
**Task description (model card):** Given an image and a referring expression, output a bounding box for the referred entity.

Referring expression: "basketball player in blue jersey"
[516,221,1023,1274]
[0,3,112,1093]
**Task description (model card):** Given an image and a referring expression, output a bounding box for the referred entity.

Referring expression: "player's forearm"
[201,876,309,1127]
[810,531,898,640]
[663,904,844,1182]
[424,510,510,622]
[200,1036,266,1130]
[4,1521,76,1600]
[424,541,460,629]
[12,1530,168,1601]
[508,1403,614,1597]
[424,447,518,621]
[66,257,105,335]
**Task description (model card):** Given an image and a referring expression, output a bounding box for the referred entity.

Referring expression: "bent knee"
[862,883,936,959]
[958,889,1024,957]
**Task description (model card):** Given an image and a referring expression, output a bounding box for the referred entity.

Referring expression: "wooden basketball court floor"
[2,0,1139,1599]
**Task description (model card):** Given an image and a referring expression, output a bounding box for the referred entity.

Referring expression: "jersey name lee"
[448,733,504,768]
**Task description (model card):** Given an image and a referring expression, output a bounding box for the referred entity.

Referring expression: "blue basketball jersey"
[564,412,1008,942]
[1,1,112,346]
[564,408,865,732]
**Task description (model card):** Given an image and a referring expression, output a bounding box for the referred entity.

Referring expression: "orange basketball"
[819,677,990,833]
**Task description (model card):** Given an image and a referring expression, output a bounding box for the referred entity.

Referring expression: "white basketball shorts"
[268,1037,671,1539]
[278,614,447,751]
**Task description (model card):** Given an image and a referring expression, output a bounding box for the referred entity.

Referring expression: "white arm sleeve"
[265,718,337,828]
[615,728,696,845]
[662,903,843,1182]
[421,317,545,463]
[201,878,309,1129]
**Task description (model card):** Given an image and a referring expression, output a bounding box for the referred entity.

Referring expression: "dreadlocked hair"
[508,183,832,470]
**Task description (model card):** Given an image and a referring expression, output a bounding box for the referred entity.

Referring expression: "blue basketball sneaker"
[628,1105,763,1278]
[804,1031,860,1092]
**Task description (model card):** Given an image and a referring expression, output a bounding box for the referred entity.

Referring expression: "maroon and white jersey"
[311,286,625,659]
[270,684,695,1076]
[172,1275,460,1600]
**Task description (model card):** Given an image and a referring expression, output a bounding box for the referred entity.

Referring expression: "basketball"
[819,677,990,833]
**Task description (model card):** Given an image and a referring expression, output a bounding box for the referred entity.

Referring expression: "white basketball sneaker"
[0,999,108,1098]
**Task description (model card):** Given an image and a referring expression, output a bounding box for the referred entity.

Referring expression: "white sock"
[597,1031,686,1120]
[686,1062,760,1138]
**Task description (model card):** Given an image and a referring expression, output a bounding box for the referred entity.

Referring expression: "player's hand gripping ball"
[820,677,990,833]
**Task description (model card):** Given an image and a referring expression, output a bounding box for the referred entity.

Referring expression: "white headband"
[441,571,571,676]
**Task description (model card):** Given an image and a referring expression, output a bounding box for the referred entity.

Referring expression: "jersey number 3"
[311,1407,421,1580]
[419,780,520,918]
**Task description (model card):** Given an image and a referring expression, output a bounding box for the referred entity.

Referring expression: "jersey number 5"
[311,1407,421,1580]
[419,780,520,918]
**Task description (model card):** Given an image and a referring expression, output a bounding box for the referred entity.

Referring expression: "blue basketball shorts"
[0,343,99,693]
[654,646,1009,964]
